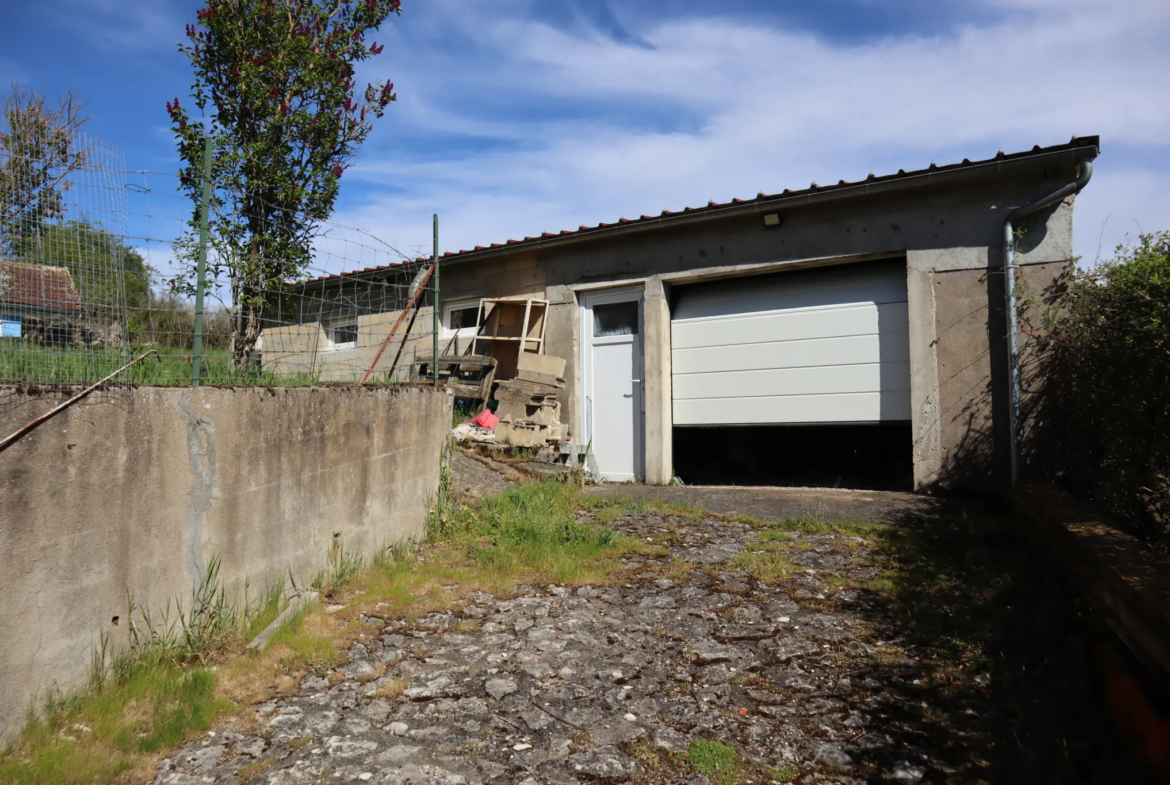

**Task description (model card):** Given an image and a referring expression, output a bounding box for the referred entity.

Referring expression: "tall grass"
[0,558,275,785]
[429,481,626,583]
[0,660,225,785]
[0,341,324,386]
[128,295,232,351]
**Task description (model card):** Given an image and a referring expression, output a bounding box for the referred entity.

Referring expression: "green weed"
[432,482,632,584]
[686,739,747,784]
[732,543,794,586]
[310,541,364,599]
[0,659,225,785]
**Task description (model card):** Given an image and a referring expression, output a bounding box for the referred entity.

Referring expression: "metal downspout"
[1003,153,1096,485]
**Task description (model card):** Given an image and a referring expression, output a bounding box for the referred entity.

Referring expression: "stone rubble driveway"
[155,511,937,785]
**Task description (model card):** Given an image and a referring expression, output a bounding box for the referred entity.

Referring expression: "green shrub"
[1048,231,1170,540]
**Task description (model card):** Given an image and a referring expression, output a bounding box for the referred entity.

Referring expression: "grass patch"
[238,756,278,782]
[429,481,643,586]
[684,739,794,784]
[582,493,707,522]
[732,540,795,586]
[762,516,884,538]
[243,585,285,645]
[688,739,740,780]
[0,660,226,785]
[265,605,340,672]
[0,559,286,784]
[375,678,412,700]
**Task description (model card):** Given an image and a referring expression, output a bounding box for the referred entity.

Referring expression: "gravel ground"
[153,495,1148,784]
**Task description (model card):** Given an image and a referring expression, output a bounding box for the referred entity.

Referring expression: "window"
[443,301,481,337]
[1,314,20,339]
[325,317,358,350]
[592,301,639,337]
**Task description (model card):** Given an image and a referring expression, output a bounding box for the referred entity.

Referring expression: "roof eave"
[439,138,1100,266]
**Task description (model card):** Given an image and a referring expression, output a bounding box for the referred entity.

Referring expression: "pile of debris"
[442,297,574,452]
[493,353,566,447]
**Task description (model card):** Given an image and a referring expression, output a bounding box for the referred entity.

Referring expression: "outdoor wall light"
[763,212,782,227]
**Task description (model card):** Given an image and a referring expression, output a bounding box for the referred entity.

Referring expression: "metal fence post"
[192,132,213,386]
[432,213,439,385]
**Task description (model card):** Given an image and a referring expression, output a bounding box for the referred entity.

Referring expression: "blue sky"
[1,0,1167,277]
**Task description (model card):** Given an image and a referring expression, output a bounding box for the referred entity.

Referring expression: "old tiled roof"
[0,259,85,312]
[298,135,1100,286]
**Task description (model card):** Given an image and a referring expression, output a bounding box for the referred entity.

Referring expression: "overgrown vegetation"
[1043,231,1170,542]
[0,558,269,785]
[0,481,641,784]
[0,342,322,385]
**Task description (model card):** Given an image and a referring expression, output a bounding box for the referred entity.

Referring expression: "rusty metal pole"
[358,264,435,387]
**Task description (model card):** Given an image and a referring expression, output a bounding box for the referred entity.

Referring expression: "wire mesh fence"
[1,130,439,401]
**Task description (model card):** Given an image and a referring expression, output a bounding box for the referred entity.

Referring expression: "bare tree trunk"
[230,240,265,367]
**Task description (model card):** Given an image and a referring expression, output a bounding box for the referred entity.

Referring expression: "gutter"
[1003,147,1098,486]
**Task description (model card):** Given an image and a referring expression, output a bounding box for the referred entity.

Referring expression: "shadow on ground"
[845,501,1157,783]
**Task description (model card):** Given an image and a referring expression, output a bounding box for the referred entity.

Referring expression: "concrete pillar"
[543,285,580,440]
[906,258,942,490]
[643,276,673,484]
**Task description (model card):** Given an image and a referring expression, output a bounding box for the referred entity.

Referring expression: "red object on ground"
[470,409,500,430]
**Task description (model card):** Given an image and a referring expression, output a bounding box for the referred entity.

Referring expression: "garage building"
[280,136,1100,492]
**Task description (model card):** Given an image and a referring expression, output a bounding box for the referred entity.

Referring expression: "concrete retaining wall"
[0,384,452,745]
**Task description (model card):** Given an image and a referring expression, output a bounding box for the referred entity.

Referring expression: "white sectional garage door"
[671,260,911,426]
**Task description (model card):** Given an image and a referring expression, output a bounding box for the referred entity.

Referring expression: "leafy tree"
[0,83,92,254]
[167,0,401,362]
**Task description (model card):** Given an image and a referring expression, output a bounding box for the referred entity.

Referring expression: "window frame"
[323,316,359,351]
[441,299,482,339]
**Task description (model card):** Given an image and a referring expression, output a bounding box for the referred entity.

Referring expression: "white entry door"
[582,289,645,481]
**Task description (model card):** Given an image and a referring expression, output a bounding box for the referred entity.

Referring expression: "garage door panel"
[670,261,910,426]
[674,261,909,320]
[673,389,911,425]
[672,330,910,375]
[673,302,909,350]
[674,361,910,400]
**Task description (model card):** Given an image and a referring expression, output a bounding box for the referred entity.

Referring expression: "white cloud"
[332,0,1170,264]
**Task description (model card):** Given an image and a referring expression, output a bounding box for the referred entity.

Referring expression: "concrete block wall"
[261,306,439,383]
[0,384,452,745]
